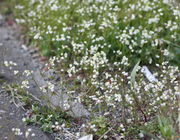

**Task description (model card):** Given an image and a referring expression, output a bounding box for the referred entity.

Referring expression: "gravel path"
[0,15,53,140]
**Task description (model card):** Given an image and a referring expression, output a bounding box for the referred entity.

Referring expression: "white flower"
[27,128,32,132]
[23,70,33,76]
[163,49,170,56]
[12,128,23,136]
[31,133,35,137]
[139,133,144,138]
[21,80,30,89]
[55,122,59,125]
[40,86,47,93]
[14,70,19,75]
[4,61,9,67]
[4,61,17,67]
[48,82,55,92]
[148,17,160,24]
[34,33,41,40]
[22,117,26,122]
[114,94,122,102]
[25,131,30,138]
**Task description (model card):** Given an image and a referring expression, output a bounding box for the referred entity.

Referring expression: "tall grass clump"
[14,0,180,139]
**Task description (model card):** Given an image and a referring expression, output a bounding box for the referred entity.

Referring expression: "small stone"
[71,102,90,118]
[32,54,40,59]
[10,113,14,116]
[27,128,32,132]
[0,15,4,25]
[25,131,30,138]
[78,134,93,140]
[4,35,11,41]
[21,44,28,51]
[0,110,6,114]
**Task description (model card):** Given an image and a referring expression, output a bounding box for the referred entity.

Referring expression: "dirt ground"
[0,15,53,140]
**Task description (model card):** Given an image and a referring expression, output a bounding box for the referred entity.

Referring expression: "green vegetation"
[14,0,180,66]
[2,0,180,139]
[0,0,15,15]
[3,83,73,134]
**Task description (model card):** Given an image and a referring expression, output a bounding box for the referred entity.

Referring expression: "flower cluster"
[21,80,30,89]
[12,128,23,136]
[15,0,180,138]
[4,61,17,70]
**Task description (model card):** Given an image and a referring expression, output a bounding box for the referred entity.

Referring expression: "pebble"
[32,54,40,59]
[4,35,11,41]
[10,113,14,116]
[21,44,28,51]
[0,14,4,25]
[0,110,6,114]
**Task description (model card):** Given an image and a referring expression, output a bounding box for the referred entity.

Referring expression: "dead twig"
[98,125,116,140]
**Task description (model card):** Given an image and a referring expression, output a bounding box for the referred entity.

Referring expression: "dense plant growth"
[11,0,180,139]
